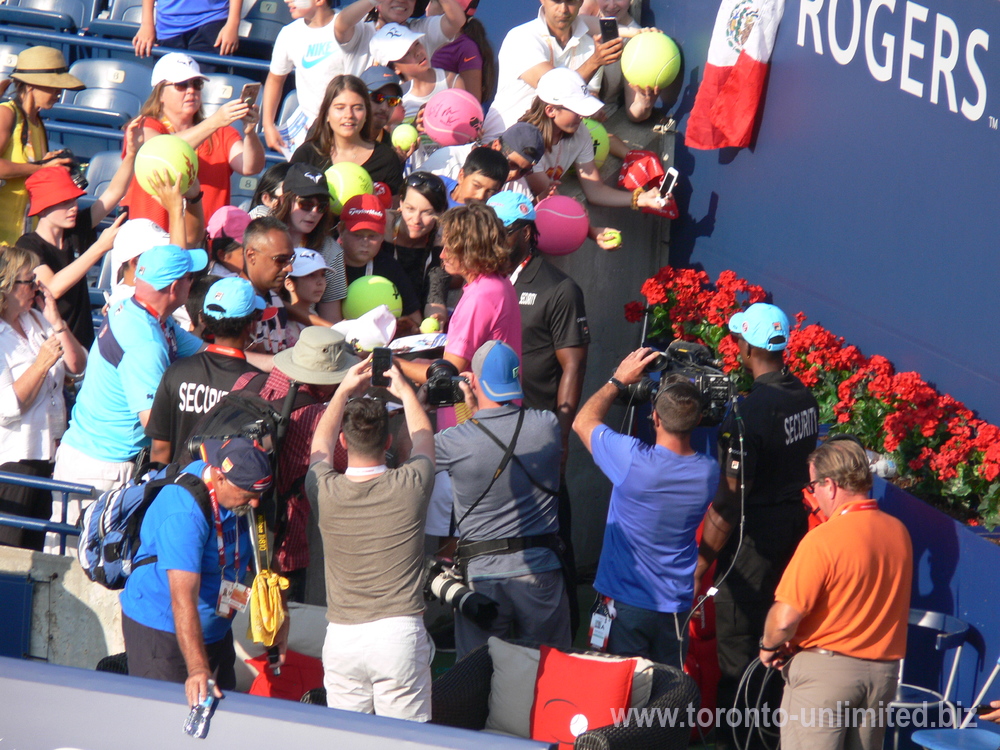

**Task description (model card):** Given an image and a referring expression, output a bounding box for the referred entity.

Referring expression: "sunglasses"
[371,91,403,107]
[805,478,829,494]
[171,79,205,92]
[405,172,446,195]
[14,278,38,287]
[295,196,329,213]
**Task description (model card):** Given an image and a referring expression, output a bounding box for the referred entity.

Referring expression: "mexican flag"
[686,0,785,150]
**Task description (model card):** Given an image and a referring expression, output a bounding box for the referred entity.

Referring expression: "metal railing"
[0,472,94,555]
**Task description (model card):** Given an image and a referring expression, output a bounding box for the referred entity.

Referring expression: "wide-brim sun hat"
[272,326,360,385]
[11,46,84,91]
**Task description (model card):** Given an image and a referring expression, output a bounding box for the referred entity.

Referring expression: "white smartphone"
[659,166,680,198]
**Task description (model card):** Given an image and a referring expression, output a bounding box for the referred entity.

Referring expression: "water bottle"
[183,679,218,739]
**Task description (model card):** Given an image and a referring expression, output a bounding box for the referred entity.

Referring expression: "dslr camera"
[425,359,469,407]
[43,149,88,190]
[424,557,498,629]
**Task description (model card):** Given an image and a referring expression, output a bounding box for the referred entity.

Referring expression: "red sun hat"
[25,166,86,216]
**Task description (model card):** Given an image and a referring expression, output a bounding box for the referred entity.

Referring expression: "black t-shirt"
[16,211,96,348]
[290,140,405,196]
[512,252,590,412]
[345,251,421,317]
[144,348,261,463]
[712,369,819,600]
[382,238,445,310]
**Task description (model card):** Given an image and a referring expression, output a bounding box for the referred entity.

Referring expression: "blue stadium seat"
[0,0,91,33]
[202,73,256,118]
[237,0,293,58]
[76,149,123,222]
[278,89,298,127]
[0,43,28,78]
[87,0,143,40]
[46,58,153,129]
[232,170,261,212]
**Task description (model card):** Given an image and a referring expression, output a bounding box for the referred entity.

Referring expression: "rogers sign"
[797,0,989,122]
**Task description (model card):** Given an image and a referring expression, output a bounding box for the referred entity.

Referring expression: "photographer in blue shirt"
[574,347,718,666]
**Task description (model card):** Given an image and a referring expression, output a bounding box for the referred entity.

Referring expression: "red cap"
[372,181,393,210]
[25,166,85,216]
[341,194,386,235]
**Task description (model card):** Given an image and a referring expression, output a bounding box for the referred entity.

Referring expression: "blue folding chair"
[87,0,144,40]
[202,73,256,118]
[912,654,1000,749]
[46,58,153,129]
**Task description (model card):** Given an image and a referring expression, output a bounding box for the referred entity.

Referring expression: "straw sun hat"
[11,47,85,91]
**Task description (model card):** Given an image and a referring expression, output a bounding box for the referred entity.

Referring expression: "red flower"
[624,301,646,323]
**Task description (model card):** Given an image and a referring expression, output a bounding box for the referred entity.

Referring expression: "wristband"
[52,327,67,334]
[608,376,627,392]
[188,190,204,205]
[631,187,643,211]
[758,637,780,652]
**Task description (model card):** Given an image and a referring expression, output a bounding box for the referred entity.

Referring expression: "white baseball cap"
[151,52,209,86]
[370,23,425,65]
[105,218,170,286]
[536,67,603,117]
[290,248,330,277]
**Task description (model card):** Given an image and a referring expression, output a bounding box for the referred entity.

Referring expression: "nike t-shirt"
[271,17,359,125]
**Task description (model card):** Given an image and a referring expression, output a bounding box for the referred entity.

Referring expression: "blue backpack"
[78,463,211,590]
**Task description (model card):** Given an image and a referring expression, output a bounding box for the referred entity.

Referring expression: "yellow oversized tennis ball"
[582,118,609,169]
[325,162,374,214]
[134,134,198,196]
[419,317,440,333]
[620,32,681,90]
[343,275,402,319]
[391,123,419,152]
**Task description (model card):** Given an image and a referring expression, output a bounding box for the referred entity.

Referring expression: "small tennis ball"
[420,317,441,333]
[603,229,622,248]
[134,135,198,196]
[391,123,419,151]
[621,32,681,90]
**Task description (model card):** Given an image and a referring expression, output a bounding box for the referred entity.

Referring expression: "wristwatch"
[608,376,627,392]
[758,637,780,652]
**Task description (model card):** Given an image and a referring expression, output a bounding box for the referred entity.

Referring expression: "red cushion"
[245,650,324,701]
[530,645,636,748]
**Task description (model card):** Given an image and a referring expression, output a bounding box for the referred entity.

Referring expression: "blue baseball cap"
[200,437,273,493]
[487,191,536,227]
[203,277,266,320]
[360,65,402,93]
[472,340,523,402]
[728,303,789,352]
[134,244,208,291]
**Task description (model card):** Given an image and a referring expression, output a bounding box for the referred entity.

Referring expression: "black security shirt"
[144,348,260,463]
[512,253,590,413]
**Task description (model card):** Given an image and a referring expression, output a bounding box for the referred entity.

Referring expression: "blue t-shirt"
[590,425,719,613]
[62,298,201,462]
[120,461,254,644]
[440,176,461,209]
[155,0,229,39]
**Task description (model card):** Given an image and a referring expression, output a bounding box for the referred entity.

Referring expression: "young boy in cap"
[339,194,421,334]
[146,276,266,464]
[120,436,285,709]
[50,244,208,553]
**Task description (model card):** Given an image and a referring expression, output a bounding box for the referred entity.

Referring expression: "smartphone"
[372,347,392,387]
[976,704,997,715]
[240,82,261,107]
[659,166,680,198]
[599,17,619,44]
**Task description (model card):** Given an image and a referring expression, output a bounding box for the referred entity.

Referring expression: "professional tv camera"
[617,340,735,425]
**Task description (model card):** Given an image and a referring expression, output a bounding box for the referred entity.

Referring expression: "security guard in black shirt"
[695,303,819,750]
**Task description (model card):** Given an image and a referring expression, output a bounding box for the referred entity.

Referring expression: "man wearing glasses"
[240,216,296,354]
[694,302,819,750]
[360,66,405,144]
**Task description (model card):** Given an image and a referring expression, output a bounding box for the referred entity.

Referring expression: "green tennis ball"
[134,135,198,196]
[324,162,374,214]
[391,123,420,152]
[419,317,440,333]
[343,275,402,319]
[582,118,610,169]
[621,32,681,90]
[603,229,622,248]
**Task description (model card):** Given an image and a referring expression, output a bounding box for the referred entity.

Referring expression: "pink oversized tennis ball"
[535,195,589,255]
[423,88,484,147]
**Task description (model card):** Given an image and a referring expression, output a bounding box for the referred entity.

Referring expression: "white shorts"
[322,614,433,722]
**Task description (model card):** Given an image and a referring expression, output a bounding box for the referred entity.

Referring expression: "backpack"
[78,463,211,590]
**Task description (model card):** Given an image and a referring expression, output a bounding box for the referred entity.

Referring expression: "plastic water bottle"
[183,680,218,739]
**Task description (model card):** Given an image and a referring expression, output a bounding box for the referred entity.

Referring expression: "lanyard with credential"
[133,298,179,362]
[206,343,247,360]
[206,478,241,581]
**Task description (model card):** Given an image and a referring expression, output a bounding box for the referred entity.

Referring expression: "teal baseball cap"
[487,191,536,227]
[728,303,789,352]
[203,277,266,320]
[472,340,523,402]
[134,244,208,291]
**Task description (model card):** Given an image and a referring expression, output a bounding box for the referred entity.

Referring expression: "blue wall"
[479,0,1000,423]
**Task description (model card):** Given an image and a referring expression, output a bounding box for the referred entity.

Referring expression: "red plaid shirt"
[251,368,346,572]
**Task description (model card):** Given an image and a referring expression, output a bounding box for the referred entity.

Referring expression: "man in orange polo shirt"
[759,438,912,750]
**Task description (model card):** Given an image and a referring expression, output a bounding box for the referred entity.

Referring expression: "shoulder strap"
[454,408,525,532]
[470,413,559,497]
[131,468,213,571]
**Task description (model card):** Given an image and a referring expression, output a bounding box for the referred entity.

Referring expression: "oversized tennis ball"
[602,229,622,248]
[534,195,589,255]
[420,317,440,333]
[324,162,374,214]
[343,275,402,319]
[423,88,484,146]
[582,118,609,169]
[620,32,681,90]
[391,123,419,151]
[134,134,198,196]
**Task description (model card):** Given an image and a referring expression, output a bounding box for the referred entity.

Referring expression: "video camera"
[423,557,498,629]
[617,340,735,426]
